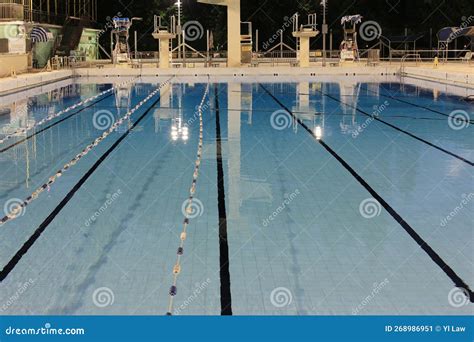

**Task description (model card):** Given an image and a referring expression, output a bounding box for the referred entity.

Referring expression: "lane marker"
[260,83,474,304]
[0,78,173,282]
[361,85,474,124]
[166,83,209,316]
[316,89,473,166]
[0,78,172,228]
[214,84,233,315]
[0,93,114,154]
[0,77,137,147]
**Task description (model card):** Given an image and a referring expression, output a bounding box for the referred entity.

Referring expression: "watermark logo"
[448,110,470,130]
[183,21,204,41]
[181,198,204,219]
[448,287,470,308]
[440,16,474,49]
[270,109,292,130]
[0,279,35,313]
[262,189,300,227]
[440,193,473,227]
[262,16,296,50]
[352,101,390,138]
[92,287,115,308]
[98,12,123,38]
[92,110,115,131]
[359,21,382,41]
[173,278,212,315]
[359,198,382,219]
[352,278,390,314]
[84,190,122,227]
[3,198,26,219]
[270,287,293,308]
[3,25,20,39]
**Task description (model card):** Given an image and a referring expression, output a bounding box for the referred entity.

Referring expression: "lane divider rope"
[166,83,209,315]
[0,77,139,146]
[0,77,173,227]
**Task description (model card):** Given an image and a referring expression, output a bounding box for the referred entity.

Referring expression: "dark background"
[97,0,474,52]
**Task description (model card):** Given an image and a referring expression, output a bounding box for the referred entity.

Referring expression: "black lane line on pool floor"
[0,92,115,154]
[260,83,474,303]
[361,86,474,124]
[316,90,474,166]
[0,92,162,282]
[214,84,233,315]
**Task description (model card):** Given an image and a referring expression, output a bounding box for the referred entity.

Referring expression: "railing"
[399,54,422,74]
[43,47,473,70]
[154,15,176,35]
[0,3,23,20]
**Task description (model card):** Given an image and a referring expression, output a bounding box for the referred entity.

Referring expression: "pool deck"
[0,62,473,96]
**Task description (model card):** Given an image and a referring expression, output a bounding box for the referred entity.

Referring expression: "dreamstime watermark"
[98,12,123,38]
[2,25,24,39]
[262,16,296,50]
[448,287,470,308]
[92,287,115,308]
[0,278,35,313]
[188,99,211,126]
[3,198,26,220]
[352,101,390,138]
[270,287,293,308]
[262,189,300,227]
[440,193,473,227]
[183,21,204,42]
[270,109,293,131]
[4,323,85,336]
[173,278,212,315]
[84,189,122,227]
[359,198,382,219]
[181,198,204,219]
[440,16,474,49]
[352,278,390,315]
[448,110,470,130]
[359,21,382,41]
[92,109,115,131]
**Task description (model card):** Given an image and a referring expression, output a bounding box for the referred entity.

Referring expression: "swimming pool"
[0,77,472,315]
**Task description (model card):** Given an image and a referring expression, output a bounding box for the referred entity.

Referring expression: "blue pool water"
[0,77,472,315]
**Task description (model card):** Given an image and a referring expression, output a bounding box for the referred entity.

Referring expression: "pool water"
[0,78,472,315]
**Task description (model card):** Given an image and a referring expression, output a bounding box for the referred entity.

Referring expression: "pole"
[329,29,333,54]
[134,30,138,60]
[177,0,182,60]
[206,29,209,67]
[322,0,327,67]
[280,31,283,58]
[256,29,259,53]
[110,30,114,64]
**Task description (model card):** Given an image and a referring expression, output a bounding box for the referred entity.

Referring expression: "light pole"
[321,0,328,67]
[176,0,182,60]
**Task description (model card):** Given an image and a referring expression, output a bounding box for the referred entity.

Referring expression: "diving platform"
[292,14,319,67]
[198,0,241,67]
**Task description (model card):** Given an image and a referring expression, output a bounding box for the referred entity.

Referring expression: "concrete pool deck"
[0,62,473,96]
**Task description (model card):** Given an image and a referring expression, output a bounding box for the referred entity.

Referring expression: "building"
[0,0,100,76]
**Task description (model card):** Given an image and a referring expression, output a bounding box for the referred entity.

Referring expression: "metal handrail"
[400,53,422,74]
